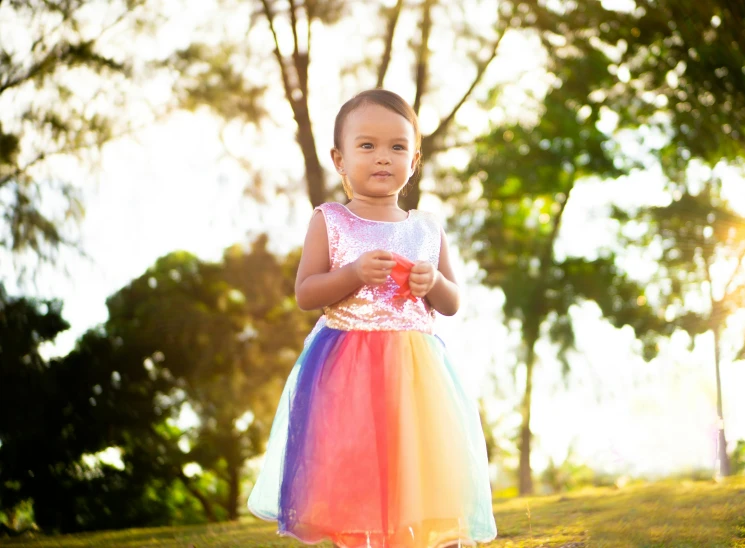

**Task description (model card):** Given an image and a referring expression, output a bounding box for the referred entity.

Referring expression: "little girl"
[248,89,497,548]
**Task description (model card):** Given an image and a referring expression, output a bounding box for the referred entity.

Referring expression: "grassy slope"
[4,477,745,548]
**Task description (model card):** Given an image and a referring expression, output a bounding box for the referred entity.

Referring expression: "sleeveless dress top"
[317,202,441,334]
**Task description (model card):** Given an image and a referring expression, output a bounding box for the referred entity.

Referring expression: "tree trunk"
[519,336,537,495]
[376,0,404,88]
[227,447,241,520]
[180,472,218,522]
[399,135,435,211]
[294,99,326,208]
[399,171,421,212]
[713,327,730,477]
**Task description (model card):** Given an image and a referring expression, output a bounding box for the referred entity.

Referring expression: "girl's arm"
[295,211,396,311]
[409,228,460,316]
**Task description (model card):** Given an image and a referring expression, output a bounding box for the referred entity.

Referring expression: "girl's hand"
[354,250,396,285]
[409,261,438,297]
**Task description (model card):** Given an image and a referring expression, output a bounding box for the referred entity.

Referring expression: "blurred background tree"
[0,285,70,534]
[449,84,668,494]
[444,0,745,493]
[165,0,510,209]
[0,0,156,280]
[100,235,316,523]
[731,440,745,476]
[614,183,745,477]
[0,236,315,532]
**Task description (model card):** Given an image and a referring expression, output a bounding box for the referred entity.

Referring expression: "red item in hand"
[390,252,417,302]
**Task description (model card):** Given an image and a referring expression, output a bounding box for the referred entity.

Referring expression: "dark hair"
[333,89,422,197]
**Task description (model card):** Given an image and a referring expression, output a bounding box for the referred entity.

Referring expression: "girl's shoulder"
[408,209,443,233]
[312,202,347,226]
[314,202,343,211]
[408,208,438,222]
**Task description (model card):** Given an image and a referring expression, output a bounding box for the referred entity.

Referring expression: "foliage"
[450,39,667,492]
[524,0,745,174]
[163,0,512,209]
[0,314,177,533]
[0,237,315,532]
[0,0,154,277]
[539,449,618,494]
[614,182,745,476]
[613,184,745,338]
[102,235,316,524]
[448,0,745,495]
[731,440,745,476]
[0,285,69,533]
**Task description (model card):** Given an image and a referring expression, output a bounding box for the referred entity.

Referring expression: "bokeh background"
[1,0,744,536]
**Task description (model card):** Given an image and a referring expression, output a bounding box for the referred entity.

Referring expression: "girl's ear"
[330,147,345,174]
[410,149,422,175]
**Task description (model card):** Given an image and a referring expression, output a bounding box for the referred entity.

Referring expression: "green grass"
[4,477,745,547]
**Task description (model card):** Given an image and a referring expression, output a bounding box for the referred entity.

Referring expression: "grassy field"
[4,477,745,547]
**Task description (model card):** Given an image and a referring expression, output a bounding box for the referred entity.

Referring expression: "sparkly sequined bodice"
[316,202,441,334]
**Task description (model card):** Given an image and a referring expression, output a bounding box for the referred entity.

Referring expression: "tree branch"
[288,0,303,90]
[703,247,718,325]
[0,43,68,93]
[6,1,142,94]
[260,0,296,112]
[427,134,489,154]
[179,470,219,522]
[305,0,313,68]
[542,177,573,269]
[425,33,503,145]
[412,0,435,115]
[376,0,404,88]
[723,244,745,298]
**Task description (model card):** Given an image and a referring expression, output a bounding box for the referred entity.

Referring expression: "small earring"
[339,169,345,174]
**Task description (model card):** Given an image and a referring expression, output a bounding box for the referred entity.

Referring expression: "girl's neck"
[346,196,408,222]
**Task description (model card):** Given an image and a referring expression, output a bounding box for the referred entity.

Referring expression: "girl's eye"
[361,143,373,149]
[393,145,406,151]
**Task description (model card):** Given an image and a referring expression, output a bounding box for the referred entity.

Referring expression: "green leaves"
[101,235,316,524]
[166,43,266,124]
[0,236,316,532]
[0,0,152,275]
[615,183,745,336]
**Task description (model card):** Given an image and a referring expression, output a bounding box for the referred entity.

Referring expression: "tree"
[0,285,70,533]
[0,291,177,534]
[167,0,519,210]
[449,0,745,494]
[1,236,315,532]
[615,183,745,477]
[103,235,316,521]
[529,0,745,479]
[0,0,153,279]
[523,0,745,168]
[452,83,669,493]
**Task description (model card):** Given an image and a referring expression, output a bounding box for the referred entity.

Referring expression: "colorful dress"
[248,202,497,548]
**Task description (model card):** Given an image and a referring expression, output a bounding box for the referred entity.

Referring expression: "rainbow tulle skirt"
[248,325,497,547]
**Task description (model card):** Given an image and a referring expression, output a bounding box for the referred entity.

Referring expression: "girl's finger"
[373,250,393,261]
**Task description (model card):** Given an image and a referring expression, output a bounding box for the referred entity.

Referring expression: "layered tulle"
[248,326,497,548]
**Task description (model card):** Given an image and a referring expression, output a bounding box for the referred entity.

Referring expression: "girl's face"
[331,104,420,200]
